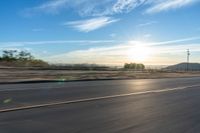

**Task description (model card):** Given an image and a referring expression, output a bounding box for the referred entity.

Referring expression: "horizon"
[0,0,200,66]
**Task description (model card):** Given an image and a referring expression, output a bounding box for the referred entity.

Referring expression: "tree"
[136,64,145,70]
[124,63,145,70]
[0,50,49,67]
[2,50,17,61]
[124,63,129,69]
[17,51,33,61]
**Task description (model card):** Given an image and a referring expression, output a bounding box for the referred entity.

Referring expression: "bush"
[124,63,145,70]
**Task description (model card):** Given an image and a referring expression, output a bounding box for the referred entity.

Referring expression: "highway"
[1,77,200,133]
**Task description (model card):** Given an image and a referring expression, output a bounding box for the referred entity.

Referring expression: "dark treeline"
[50,64,112,71]
[0,50,48,67]
[124,63,145,70]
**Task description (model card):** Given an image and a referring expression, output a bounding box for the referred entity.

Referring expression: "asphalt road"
[1,77,200,133]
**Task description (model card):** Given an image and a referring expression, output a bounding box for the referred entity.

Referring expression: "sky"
[0,0,200,66]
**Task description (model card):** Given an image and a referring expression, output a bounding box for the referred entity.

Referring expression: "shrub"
[124,63,145,70]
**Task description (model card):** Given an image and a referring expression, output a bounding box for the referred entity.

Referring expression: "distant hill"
[164,63,200,71]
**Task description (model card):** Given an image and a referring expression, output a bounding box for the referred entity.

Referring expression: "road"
[0,77,200,133]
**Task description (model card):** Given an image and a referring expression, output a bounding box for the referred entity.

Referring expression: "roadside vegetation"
[0,50,49,67]
[0,50,116,70]
[124,63,145,70]
[0,50,147,71]
[50,64,112,71]
[1,51,199,83]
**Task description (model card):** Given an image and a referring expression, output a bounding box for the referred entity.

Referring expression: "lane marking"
[0,87,58,92]
[0,84,200,113]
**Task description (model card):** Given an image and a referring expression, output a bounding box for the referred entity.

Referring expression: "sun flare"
[127,42,153,62]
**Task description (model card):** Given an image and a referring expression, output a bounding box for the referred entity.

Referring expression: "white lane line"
[0,84,200,113]
[0,87,57,92]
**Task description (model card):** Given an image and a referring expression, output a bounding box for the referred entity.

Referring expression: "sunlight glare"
[127,41,153,62]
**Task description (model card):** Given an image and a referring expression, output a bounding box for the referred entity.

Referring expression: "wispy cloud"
[64,17,120,32]
[112,0,145,14]
[23,0,69,16]
[24,0,140,16]
[23,0,198,17]
[146,0,198,14]
[22,0,199,32]
[137,21,158,27]
[36,0,68,13]
[47,44,131,65]
[1,36,200,48]
[47,39,200,65]
[148,36,200,46]
[0,40,118,48]
[1,36,200,65]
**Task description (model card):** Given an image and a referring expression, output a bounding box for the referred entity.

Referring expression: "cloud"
[1,36,200,65]
[137,21,158,27]
[23,0,198,17]
[112,0,145,14]
[0,40,119,48]
[47,44,131,65]
[148,36,200,46]
[1,36,200,48]
[24,0,140,16]
[37,0,68,12]
[64,17,120,32]
[23,0,69,16]
[44,36,200,65]
[46,39,200,65]
[146,0,198,14]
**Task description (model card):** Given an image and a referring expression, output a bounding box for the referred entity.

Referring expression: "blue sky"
[0,0,200,65]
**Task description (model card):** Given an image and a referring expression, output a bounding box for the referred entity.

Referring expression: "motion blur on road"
[1,0,200,133]
[1,77,200,133]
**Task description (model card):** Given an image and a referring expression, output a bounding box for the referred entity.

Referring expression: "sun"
[127,42,153,62]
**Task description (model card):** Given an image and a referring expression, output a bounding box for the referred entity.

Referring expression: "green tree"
[124,63,129,69]
[0,50,49,67]
[124,63,145,70]
[2,50,17,61]
[17,51,33,61]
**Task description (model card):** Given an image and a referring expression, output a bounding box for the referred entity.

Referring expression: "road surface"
[0,77,200,133]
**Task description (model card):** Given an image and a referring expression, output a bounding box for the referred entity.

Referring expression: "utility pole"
[187,49,190,71]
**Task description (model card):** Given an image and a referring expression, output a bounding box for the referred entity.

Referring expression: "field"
[1,67,200,83]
